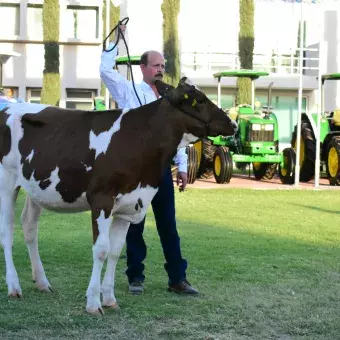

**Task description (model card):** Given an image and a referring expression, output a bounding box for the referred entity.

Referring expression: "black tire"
[252,163,277,180]
[213,146,233,184]
[202,138,216,163]
[279,147,296,184]
[197,138,216,179]
[291,121,316,182]
[186,145,198,184]
[326,136,340,186]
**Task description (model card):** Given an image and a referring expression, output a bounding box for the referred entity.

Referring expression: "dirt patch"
[184,174,340,191]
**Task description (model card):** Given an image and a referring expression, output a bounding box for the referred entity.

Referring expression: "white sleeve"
[99,42,133,108]
[173,147,188,173]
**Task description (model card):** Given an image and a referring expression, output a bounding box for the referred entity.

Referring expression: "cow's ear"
[154,80,175,96]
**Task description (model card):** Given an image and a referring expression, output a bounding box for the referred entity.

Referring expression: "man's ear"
[154,80,175,96]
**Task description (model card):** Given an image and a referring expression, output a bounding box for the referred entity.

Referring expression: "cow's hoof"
[38,285,54,293]
[103,302,120,310]
[86,306,105,316]
[7,284,22,298]
[8,290,22,298]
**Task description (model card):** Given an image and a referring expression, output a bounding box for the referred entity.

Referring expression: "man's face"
[140,51,165,84]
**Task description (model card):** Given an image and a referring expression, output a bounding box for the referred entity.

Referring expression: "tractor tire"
[291,121,316,182]
[186,145,199,184]
[198,138,216,179]
[252,163,277,180]
[326,136,340,186]
[279,147,296,184]
[193,140,203,171]
[213,146,233,184]
[203,138,216,163]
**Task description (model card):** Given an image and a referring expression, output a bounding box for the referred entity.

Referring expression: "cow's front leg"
[86,201,113,316]
[102,217,130,309]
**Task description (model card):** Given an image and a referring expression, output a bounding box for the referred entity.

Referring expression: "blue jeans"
[125,166,188,285]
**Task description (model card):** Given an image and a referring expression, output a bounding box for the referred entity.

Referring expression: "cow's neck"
[148,98,188,162]
[106,99,192,190]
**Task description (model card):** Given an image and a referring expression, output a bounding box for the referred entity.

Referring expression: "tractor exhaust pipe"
[268,81,274,107]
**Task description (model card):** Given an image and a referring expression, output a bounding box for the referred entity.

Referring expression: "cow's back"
[0,104,124,211]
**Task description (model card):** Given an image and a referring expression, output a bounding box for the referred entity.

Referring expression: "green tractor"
[279,72,340,185]
[196,69,283,184]
[94,55,200,184]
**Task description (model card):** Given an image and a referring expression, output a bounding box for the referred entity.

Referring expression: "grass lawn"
[1,188,340,339]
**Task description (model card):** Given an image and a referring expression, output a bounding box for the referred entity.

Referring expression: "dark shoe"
[128,281,144,294]
[168,280,199,295]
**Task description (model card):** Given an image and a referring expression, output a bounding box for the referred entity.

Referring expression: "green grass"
[1,188,340,339]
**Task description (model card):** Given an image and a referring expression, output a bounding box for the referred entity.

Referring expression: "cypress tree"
[161,0,180,86]
[101,1,120,96]
[41,0,60,105]
[237,0,254,105]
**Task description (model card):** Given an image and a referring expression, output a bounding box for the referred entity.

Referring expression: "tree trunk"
[41,0,60,106]
[237,0,254,105]
[101,1,120,96]
[161,0,180,86]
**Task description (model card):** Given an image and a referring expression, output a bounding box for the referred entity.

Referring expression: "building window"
[0,3,20,37]
[65,6,99,40]
[66,89,96,110]
[27,88,41,104]
[27,4,43,39]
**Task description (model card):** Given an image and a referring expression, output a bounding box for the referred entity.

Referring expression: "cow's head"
[155,77,237,140]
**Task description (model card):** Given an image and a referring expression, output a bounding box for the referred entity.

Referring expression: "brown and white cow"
[0,78,237,315]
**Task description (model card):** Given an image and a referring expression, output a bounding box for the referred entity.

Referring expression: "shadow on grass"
[290,203,340,215]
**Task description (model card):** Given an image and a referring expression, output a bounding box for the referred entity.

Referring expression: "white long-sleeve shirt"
[99,45,188,173]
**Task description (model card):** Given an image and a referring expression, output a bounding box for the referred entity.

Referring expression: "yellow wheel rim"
[214,155,221,176]
[193,141,202,167]
[253,162,261,171]
[328,147,339,178]
[299,137,305,166]
[293,138,305,167]
[281,155,289,176]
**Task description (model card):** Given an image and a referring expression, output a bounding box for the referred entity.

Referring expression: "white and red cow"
[0,78,237,315]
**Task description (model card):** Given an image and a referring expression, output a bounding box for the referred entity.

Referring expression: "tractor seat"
[333,109,340,126]
[227,106,238,121]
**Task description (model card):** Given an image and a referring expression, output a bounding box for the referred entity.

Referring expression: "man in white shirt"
[99,26,198,295]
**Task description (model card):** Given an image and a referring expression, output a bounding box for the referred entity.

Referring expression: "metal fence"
[180,47,320,75]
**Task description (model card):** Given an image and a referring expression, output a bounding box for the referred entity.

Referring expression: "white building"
[0,0,104,108]
[1,0,340,146]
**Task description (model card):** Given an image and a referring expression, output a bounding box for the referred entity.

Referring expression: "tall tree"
[41,0,60,105]
[237,0,255,105]
[101,1,120,96]
[161,0,180,86]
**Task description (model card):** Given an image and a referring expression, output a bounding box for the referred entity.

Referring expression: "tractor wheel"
[252,162,277,180]
[291,121,316,182]
[279,147,296,184]
[326,136,340,186]
[213,146,233,184]
[198,138,216,178]
[202,138,216,163]
[193,140,202,171]
[186,145,199,184]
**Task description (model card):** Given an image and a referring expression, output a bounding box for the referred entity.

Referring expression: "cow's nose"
[232,120,238,134]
